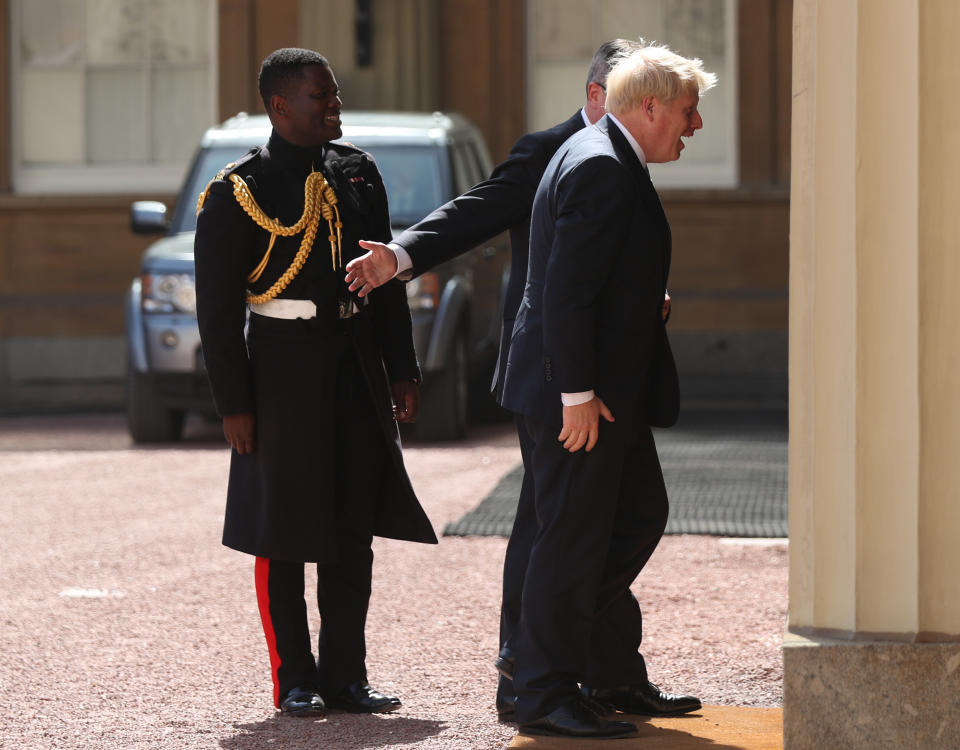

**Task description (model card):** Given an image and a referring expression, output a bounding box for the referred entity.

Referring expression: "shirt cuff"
[561,390,595,406]
[388,243,412,277]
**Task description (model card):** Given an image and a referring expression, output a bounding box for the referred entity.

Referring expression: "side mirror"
[130,201,169,235]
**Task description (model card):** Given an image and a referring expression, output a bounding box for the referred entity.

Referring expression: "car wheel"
[126,366,185,443]
[415,328,468,441]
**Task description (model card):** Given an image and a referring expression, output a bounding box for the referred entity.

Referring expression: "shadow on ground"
[222,714,446,750]
[511,707,782,749]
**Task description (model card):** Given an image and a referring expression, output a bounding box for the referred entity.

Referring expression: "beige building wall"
[299,0,440,112]
[526,0,737,189]
[786,0,960,746]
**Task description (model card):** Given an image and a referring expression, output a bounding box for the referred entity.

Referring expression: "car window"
[449,142,477,195]
[351,143,445,228]
[466,140,493,181]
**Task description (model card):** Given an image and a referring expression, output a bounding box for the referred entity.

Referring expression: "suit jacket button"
[545,375,553,382]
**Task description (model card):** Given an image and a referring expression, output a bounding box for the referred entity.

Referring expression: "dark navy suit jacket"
[392,111,586,402]
[501,115,678,430]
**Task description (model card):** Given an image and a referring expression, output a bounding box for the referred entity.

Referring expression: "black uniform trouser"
[254,347,385,707]
[512,412,668,723]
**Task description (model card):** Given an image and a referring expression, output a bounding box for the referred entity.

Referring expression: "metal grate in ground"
[443,409,787,538]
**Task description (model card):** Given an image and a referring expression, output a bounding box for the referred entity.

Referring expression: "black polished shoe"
[500,692,605,722]
[496,694,516,722]
[279,685,326,716]
[494,650,515,680]
[324,682,401,713]
[519,699,638,739]
[580,692,615,717]
[583,681,702,716]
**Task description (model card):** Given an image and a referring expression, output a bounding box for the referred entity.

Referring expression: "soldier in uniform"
[194,47,437,717]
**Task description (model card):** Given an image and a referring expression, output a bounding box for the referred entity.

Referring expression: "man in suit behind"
[500,45,717,739]
[344,40,698,723]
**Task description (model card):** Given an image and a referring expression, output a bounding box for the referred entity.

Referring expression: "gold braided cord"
[246,214,321,304]
[224,171,344,303]
[247,231,278,283]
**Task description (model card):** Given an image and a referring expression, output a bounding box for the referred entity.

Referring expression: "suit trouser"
[496,414,537,701]
[253,348,383,707]
[513,412,668,723]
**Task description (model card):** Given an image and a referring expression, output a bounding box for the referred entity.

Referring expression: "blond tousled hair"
[604,43,717,115]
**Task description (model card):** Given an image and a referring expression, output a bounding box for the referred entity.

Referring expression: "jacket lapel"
[601,117,672,283]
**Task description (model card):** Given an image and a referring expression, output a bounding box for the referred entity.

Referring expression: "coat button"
[545,375,553,382]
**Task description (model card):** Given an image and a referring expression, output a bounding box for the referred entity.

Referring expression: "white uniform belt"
[249,299,316,319]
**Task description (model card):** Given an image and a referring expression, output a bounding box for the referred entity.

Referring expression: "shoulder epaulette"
[196,147,262,215]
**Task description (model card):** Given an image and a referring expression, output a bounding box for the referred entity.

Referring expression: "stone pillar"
[786,0,960,747]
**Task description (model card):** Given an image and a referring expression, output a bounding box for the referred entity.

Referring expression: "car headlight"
[141,273,197,314]
[406,272,439,312]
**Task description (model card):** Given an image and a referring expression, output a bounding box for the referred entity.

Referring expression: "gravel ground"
[0,414,786,750]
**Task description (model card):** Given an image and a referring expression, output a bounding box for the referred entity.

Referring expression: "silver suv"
[126,111,509,442]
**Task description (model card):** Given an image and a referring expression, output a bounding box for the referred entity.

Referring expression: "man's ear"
[269,93,286,119]
[641,95,657,120]
[587,81,605,106]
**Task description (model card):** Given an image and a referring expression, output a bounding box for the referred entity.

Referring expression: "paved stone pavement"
[0,413,786,750]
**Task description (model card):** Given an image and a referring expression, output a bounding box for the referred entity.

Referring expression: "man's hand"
[345,241,399,297]
[558,396,615,453]
[391,380,420,423]
[222,412,255,454]
[662,292,671,322]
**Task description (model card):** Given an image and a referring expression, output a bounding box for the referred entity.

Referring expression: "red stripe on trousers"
[255,557,282,708]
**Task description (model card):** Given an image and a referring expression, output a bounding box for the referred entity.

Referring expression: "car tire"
[415,328,468,441]
[126,366,185,443]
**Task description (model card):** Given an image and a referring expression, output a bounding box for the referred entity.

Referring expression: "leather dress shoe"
[496,694,516,722]
[580,693,615,716]
[494,651,515,680]
[324,682,401,713]
[583,681,702,716]
[499,691,609,722]
[279,685,326,716]
[519,699,638,739]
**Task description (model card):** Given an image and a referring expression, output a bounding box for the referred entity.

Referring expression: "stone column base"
[783,632,960,749]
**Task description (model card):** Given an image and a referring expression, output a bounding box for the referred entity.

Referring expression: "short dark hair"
[586,38,645,93]
[258,48,329,112]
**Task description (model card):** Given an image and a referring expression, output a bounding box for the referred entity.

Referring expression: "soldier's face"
[276,64,342,147]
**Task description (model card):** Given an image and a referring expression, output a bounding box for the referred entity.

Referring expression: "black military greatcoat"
[195,131,437,562]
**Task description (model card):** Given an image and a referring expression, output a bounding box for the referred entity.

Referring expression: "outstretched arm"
[345,130,553,293]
